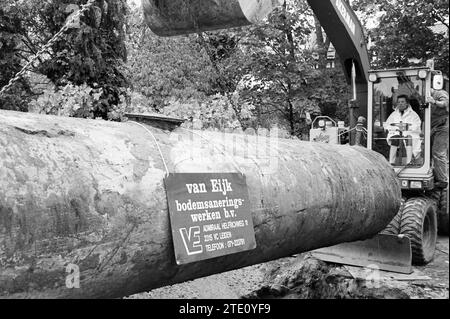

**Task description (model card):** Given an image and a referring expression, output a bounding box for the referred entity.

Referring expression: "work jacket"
[384,106,422,157]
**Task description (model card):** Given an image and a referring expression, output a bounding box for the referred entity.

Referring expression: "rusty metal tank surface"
[0,110,401,298]
[142,0,283,36]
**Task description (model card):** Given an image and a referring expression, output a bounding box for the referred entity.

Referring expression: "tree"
[0,1,32,111]
[352,0,449,75]
[123,2,216,110]
[123,3,253,129]
[195,30,251,128]
[0,0,129,119]
[193,0,353,136]
[232,0,322,135]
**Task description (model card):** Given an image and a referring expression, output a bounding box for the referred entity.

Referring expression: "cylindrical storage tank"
[0,110,401,298]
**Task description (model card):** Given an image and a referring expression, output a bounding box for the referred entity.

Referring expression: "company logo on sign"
[335,0,356,35]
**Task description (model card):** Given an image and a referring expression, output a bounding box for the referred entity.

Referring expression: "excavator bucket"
[142,0,282,36]
[311,234,413,274]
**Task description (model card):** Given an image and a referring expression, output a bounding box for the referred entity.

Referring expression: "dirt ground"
[409,236,449,298]
[127,236,449,299]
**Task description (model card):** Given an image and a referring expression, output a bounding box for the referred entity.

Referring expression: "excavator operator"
[384,94,422,165]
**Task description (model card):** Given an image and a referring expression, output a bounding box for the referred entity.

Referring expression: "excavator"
[141,0,448,273]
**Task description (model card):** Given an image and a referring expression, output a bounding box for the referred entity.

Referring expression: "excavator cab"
[366,67,448,265]
[309,68,446,271]
[368,67,433,188]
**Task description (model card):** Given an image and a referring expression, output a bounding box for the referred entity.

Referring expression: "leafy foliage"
[123,2,216,110]
[29,82,103,117]
[0,1,32,111]
[8,0,445,135]
[123,2,253,130]
[124,0,352,136]
[162,94,245,130]
[232,0,322,135]
[352,0,449,74]
[0,0,129,118]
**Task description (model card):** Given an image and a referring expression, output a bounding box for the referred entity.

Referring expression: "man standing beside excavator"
[426,88,449,189]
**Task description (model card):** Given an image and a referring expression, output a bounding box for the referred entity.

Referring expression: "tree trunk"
[288,99,295,135]
[314,15,331,69]
[196,34,245,129]
[0,110,401,298]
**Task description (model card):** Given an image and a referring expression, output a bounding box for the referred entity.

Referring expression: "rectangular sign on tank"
[164,173,256,265]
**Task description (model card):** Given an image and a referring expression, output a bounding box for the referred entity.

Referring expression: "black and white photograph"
[0,0,448,307]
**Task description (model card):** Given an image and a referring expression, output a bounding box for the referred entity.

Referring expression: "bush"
[161,94,244,130]
[29,82,103,118]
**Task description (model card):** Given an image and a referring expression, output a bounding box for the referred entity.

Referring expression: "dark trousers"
[431,122,449,184]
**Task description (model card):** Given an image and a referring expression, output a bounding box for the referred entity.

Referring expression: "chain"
[0,0,96,97]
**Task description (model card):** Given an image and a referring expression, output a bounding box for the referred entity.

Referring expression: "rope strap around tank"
[128,121,170,176]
